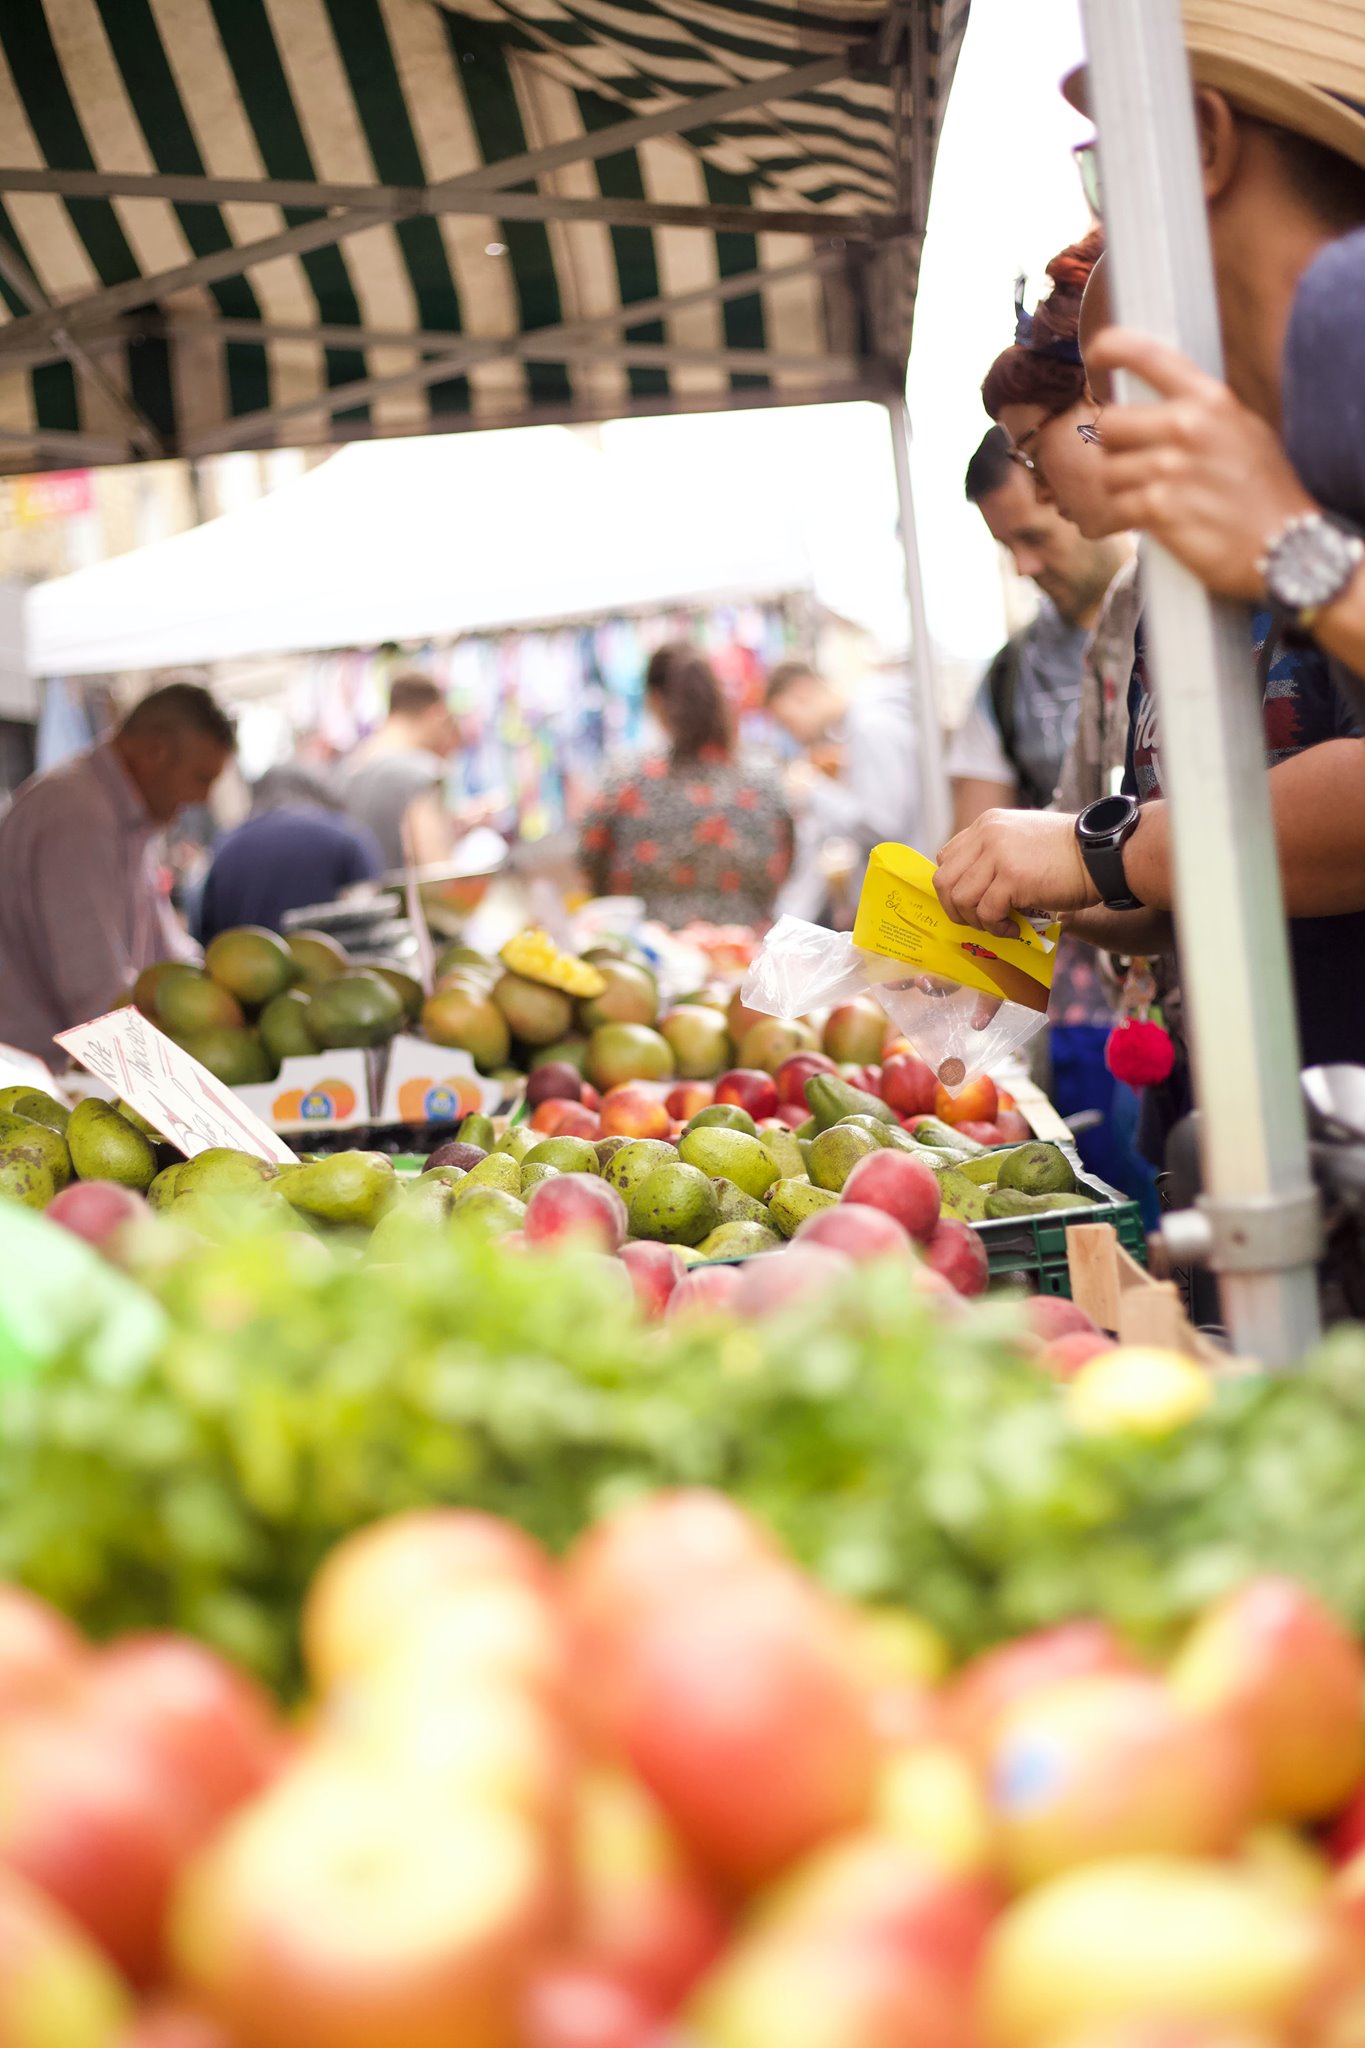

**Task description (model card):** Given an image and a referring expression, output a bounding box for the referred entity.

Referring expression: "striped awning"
[0,0,968,470]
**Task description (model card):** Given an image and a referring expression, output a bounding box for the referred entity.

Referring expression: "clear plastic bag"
[741,915,1052,1092]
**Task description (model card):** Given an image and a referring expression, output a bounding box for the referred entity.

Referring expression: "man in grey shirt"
[0,682,235,1067]
[342,672,461,871]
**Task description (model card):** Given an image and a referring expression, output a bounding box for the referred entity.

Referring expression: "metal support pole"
[1079,0,1320,1363]
[888,395,949,853]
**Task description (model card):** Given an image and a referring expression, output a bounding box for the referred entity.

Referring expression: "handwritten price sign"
[56,1009,297,1166]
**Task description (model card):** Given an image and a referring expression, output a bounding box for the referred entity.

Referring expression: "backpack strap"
[986,630,1050,808]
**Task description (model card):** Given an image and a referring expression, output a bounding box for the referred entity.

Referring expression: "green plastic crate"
[974,1162,1147,1298]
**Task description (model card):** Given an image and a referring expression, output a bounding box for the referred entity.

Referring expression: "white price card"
[55,1008,297,1165]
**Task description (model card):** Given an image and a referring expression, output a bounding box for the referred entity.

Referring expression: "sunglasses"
[1007,413,1104,476]
[1074,138,1103,221]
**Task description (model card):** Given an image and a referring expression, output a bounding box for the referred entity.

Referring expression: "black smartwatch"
[1075,793,1145,911]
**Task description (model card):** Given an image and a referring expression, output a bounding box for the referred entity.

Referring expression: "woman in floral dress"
[579,644,793,928]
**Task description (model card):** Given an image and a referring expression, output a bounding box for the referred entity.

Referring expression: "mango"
[627,1162,719,1247]
[766,1178,839,1236]
[65,1100,150,1190]
[677,1127,778,1202]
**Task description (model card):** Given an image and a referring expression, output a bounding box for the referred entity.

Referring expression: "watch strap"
[1079,836,1143,913]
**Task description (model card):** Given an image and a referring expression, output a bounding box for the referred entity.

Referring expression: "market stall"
[1,1,1362,2041]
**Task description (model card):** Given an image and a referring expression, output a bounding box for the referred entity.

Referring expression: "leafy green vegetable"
[3,1215,1365,1693]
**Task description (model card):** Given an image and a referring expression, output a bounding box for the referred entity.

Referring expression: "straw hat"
[1062,1,1365,175]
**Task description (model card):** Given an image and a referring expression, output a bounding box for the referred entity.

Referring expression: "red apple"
[881,1052,938,1119]
[562,1493,785,1754]
[600,1087,671,1141]
[995,1111,1032,1142]
[688,1929,974,2048]
[619,1576,876,1889]
[0,1866,130,2045]
[526,1064,584,1108]
[572,1769,728,2013]
[549,1103,604,1140]
[1330,1785,1365,1866]
[1037,1330,1118,1379]
[987,1672,1255,1884]
[524,1175,628,1253]
[581,1084,602,1112]
[666,1083,714,1122]
[760,1831,1000,1984]
[1169,1577,1365,1821]
[933,1074,999,1127]
[666,1266,744,1319]
[45,1181,150,1254]
[0,1583,86,1716]
[169,1756,564,2048]
[922,1218,989,1296]
[947,1622,1138,1759]
[80,1635,284,1854]
[822,999,888,1068]
[520,1963,659,2048]
[0,1710,184,1983]
[732,1243,852,1319]
[840,1150,941,1245]
[715,1069,780,1121]
[532,1099,601,1137]
[619,1241,685,1319]
[774,1052,837,1108]
[794,1205,914,1263]
[303,1508,553,1692]
[1022,1297,1099,1344]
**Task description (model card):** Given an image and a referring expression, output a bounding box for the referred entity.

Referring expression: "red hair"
[981,228,1104,421]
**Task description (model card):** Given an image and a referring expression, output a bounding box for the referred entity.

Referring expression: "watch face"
[1081,794,1132,840]
[1269,518,1365,611]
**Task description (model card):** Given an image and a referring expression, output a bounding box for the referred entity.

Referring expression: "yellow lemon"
[1065,1345,1213,1438]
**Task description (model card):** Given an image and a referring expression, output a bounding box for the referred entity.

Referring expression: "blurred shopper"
[951,427,1127,832]
[764,660,919,899]
[580,643,792,927]
[342,672,462,871]
[0,682,235,1067]
[966,232,1153,1211]
[196,765,383,944]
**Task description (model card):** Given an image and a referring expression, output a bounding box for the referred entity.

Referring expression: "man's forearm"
[1123,740,1365,918]
[1063,906,1176,954]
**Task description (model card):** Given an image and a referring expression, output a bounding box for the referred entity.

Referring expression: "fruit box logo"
[273,1081,358,1123]
[396,1075,485,1124]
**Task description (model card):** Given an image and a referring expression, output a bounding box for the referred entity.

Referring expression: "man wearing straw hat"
[934,0,1365,992]
[1084,1,1365,693]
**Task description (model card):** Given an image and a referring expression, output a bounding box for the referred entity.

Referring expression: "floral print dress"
[580,747,793,928]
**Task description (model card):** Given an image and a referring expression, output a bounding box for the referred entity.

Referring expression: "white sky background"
[601,0,1092,668]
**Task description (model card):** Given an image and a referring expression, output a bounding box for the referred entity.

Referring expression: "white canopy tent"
[25,425,829,678]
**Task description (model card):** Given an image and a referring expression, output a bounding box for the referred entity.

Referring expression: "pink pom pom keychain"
[1105,957,1176,1087]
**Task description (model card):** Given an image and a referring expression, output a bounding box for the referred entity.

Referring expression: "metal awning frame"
[0,34,927,461]
[1079,0,1322,1364]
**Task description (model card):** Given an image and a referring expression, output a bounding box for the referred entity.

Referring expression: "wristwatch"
[1075,793,1145,911]
[1259,511,1364,629]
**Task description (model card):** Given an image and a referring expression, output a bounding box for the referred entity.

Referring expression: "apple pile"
[9,1503,1365,2046]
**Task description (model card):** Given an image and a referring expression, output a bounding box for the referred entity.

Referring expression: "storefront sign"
[11,470,94,524]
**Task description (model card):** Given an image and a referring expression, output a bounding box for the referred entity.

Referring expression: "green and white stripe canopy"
[0,0,968,469]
